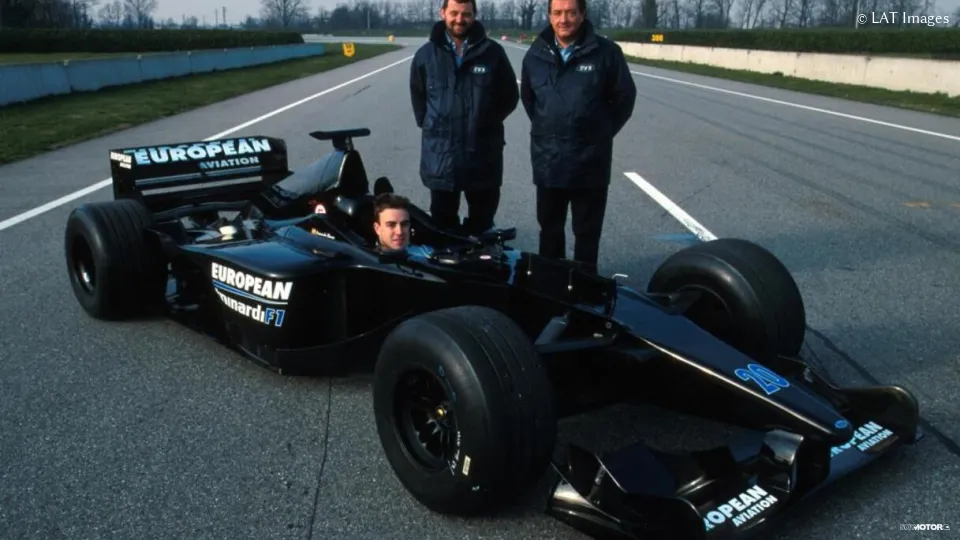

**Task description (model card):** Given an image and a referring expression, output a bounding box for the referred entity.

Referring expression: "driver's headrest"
[374,176,394,196]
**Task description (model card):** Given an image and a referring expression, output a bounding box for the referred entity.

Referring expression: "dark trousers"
[536,185,609,273]
[430,187,501,234]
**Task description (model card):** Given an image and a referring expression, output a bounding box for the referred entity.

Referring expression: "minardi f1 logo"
[210,262,293,328]
[472,65,487,74]
[215,290,287,327]
[576,63,594,72]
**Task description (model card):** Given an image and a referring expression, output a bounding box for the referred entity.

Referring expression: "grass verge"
[625,55,960,118]
[0,52,164,64]
[0,43,401,166]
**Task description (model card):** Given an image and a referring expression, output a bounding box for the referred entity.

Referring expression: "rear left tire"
[64,199,166,320]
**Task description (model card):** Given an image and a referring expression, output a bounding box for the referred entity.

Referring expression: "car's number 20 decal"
[735,363,791,395]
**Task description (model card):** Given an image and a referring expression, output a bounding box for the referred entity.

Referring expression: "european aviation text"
[120,137,272,166]
[210,262,293,304]
[703,485,777,531]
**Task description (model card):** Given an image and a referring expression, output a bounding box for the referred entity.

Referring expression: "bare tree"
[735,0,768,27]
[500,0,517,26]
[260,0,310,27]
[711,0,734,25]
[123,0,156,27]
[516,0,537,29]
[98,0,123,26]
[639,0,658,27]
[659,0,682,28]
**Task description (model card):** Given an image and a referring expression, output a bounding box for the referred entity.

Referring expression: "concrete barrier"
[0,43,326,107]
[616,42,960,98]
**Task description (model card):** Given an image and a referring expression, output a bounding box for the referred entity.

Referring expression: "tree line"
[2,0,957,32]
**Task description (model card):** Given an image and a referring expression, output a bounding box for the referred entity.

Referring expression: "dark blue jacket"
[410,21,520,192]
[520,21,637,190]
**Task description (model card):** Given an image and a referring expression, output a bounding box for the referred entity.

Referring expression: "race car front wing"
[545,382,922,540]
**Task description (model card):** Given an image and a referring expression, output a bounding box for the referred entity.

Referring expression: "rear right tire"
[373,305,557,516]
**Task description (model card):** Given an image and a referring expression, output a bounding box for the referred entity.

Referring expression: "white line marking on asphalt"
[623,171,717,242]
[500,40,960,144]
[629,70,960,144]
[0,55,414,233]
[501,42,529,52]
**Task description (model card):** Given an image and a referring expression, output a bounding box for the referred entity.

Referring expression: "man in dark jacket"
[409,0,520,235]
[520,0,636,273]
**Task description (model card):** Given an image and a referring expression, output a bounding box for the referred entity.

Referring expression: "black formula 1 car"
[65,128,922,540]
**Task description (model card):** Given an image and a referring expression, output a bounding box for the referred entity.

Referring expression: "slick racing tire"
[647,238,806,360]
[64,199,166,320]
[373,305,557,516]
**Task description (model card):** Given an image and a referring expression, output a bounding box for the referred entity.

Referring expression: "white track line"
[629,70,960,144]
[0,55,413,233]
[500,40,960,144]
[624,171,717,242]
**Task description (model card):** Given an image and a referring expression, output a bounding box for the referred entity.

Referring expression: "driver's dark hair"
[442,0,477,13]
[374,193,411,223]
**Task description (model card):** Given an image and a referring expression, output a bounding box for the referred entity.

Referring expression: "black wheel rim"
[679,284,735,340]
[70,236,96,295]
[394,368,459,473]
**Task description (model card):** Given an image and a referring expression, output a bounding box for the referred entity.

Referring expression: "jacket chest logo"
[472,65,488,74]
[576,63,595,72]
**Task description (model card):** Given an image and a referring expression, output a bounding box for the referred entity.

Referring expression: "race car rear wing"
[108,135,290,214]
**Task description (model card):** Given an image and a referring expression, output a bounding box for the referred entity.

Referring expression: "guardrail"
[0,43,326,107]
[616,42,960,98]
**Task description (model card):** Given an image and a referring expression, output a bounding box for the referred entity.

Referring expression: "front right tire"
[647,237,806,360]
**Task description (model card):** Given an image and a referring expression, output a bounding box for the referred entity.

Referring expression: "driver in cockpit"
[373,193,434,258]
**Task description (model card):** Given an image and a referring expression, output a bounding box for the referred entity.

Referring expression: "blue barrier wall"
[0,43,326,107]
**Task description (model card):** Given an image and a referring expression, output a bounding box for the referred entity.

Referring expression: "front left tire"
[373,305,557,516]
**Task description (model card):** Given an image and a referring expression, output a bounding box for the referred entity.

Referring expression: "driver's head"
[373,193,412,251]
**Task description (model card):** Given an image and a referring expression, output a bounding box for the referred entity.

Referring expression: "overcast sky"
[153,0,959,25]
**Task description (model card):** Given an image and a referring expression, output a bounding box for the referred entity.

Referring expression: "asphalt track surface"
[1,36,959,540]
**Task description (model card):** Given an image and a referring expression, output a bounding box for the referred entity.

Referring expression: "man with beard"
[409,0,519,236]
[520,0,636,274]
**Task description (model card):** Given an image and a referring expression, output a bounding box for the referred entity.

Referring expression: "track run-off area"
[1,36,958,539]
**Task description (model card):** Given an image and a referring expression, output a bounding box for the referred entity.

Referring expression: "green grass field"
[0,43,401,165]
[0,52,167,65]
[625,55,960,118]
